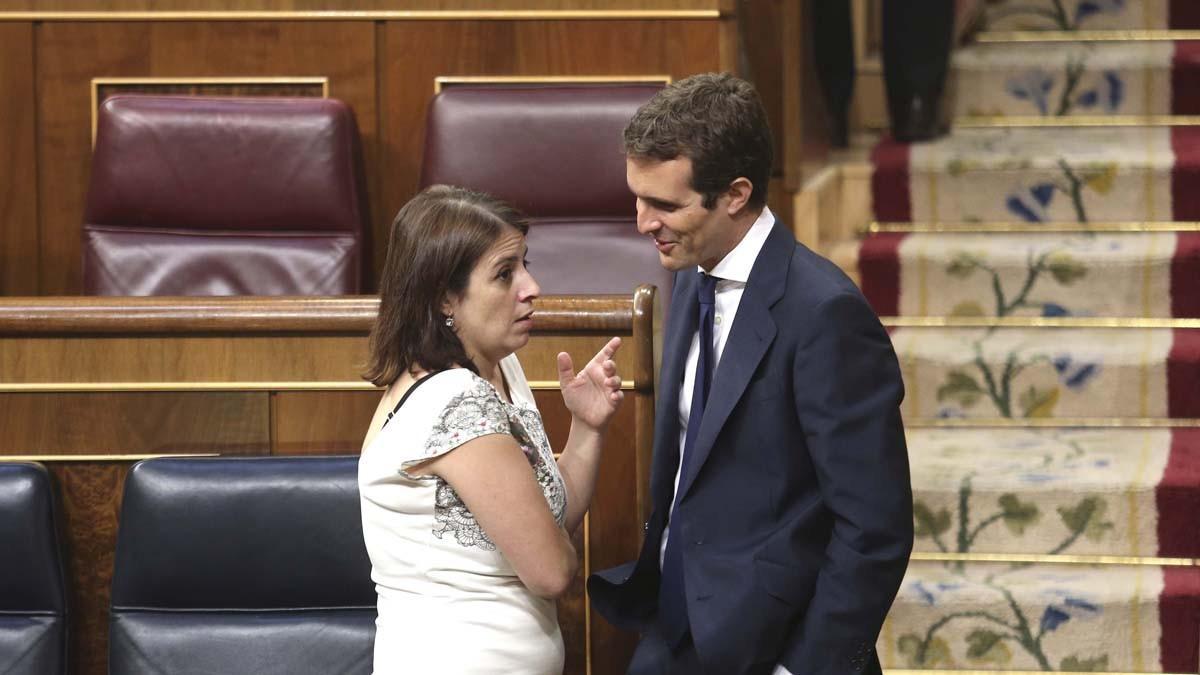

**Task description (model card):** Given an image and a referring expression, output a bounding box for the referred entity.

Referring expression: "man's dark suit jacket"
[588,219,913,675]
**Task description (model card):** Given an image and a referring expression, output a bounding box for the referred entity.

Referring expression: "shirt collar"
[701,206,774,284]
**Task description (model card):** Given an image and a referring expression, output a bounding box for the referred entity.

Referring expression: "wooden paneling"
[2,11,730,295]
[737,0,786,174]
[0,334,369,382]
[0,391,270,455]
[0,336,635,387]
[272,390,379,455]
[51,462,127,675]
[561,525,588,675]
[0,23,37,295]
[36,21,377,294]
[538,389,641,674]
[378,18,729,276]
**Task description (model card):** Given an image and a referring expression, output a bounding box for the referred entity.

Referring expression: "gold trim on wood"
[527,381,634,391]
[0,294,635,334]
[0,453,220,463]
[976,29,1200,42]
[434,74,671,94]
[868,221,1200,233]
[883,316,1200,329]
[91,76,330,145]
[583,513,592,675]
[0,380,638,394]
[957,114,1200,128]
[0,381,378,393]
[911,551,1198,567]
[904,418,1200,429]
[0,10,723,22]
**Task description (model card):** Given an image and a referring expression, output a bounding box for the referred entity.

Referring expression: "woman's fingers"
[556,352,575,387]
[604,336,622,357]
[591,337,622,367]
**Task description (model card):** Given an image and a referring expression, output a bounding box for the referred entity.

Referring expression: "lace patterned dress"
[359,354,567,674]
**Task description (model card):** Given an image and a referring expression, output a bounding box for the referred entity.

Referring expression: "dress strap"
[381,371,438,430]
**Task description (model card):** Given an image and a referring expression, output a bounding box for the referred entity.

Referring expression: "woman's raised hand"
[557,337,624,431]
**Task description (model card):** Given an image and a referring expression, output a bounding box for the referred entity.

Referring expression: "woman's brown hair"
[363,185,529,386]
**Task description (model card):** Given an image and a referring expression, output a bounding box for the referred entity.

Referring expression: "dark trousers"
[882,0,955,138]
[626,624,703,675]
[812,0,956,142]
[812,0,856,146]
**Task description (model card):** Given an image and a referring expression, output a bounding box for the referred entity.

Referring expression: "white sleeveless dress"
[359,355,567,675]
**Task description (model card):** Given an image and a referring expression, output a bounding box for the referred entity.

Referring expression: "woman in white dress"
[359,185,624,674]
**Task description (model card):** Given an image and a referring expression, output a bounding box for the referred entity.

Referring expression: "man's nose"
[636,209,659,235]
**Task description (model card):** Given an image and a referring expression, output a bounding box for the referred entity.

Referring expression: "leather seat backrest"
[84,95,369,295]
[109,456,375,675]
[0,462,68,675]
[421,83,673,303]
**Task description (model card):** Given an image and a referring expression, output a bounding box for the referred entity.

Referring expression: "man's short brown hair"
[623,72,773,210]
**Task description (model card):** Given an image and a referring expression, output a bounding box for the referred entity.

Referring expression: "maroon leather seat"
[420,83,672,305]
[83,95,368,296]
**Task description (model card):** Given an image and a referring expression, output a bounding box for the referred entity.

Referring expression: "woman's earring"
[444,315,455,328]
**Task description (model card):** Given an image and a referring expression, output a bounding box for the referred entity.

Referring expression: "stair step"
[889,326,1200,420]
[851,231,1200,318]
[965,0,1195,34]
[880,560,1200,672]
[954,40,1200,118]
[871,126,1200,223]
[907,427,1200,559]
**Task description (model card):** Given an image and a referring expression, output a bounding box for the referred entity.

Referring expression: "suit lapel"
[675,220,793,500]
[649,271,698,508]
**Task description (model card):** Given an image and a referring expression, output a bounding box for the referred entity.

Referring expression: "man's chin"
[658,252,689,272]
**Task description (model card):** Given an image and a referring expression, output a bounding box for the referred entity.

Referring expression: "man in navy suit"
[588,73,913,674]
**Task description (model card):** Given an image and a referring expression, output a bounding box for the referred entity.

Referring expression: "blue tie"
[659,271,718,646]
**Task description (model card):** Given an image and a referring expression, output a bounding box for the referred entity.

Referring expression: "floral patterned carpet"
[862,1,1200,672]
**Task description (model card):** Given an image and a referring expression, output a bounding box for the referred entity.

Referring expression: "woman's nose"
[521,272,540,301]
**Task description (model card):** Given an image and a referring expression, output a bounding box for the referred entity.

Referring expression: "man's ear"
[725,177,754,216]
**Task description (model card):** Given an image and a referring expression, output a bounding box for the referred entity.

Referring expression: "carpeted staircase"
[852,1,1200,672]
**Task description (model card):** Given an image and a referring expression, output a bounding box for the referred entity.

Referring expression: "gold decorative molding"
[0,453,220,463]
[977,29,1200,42]
[868,221,1200,233]
[957,114,1200,128]
[883,317,1200,329]
[911,551,1198,567]
[904,418,1200,429]
[0,381,377,393]
[0,10,723,22]
[0,294,636,334]
[434,74,671,94]
[91,76,329,145]
[0,380,634,393]
[583,514,592,675]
